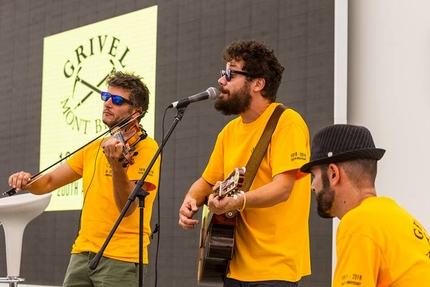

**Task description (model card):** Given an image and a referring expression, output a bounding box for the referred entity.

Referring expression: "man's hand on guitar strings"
[179,197,200,230]
[207,193,243,215]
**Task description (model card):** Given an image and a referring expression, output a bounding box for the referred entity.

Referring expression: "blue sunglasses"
[101,92,134,106]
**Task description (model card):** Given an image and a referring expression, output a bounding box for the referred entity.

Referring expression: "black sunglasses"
[101,92,134,106]
[220,69,250,82]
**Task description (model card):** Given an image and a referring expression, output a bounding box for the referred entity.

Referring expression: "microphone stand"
[89,106,188,287]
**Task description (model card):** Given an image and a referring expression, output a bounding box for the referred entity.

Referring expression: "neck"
[240,99,272,124]
[336,187,377,219]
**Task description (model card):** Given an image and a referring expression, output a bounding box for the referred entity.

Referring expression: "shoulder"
[137,135,158,150]
[82,138,105,153]
[339,197,400,234]
[273,105,309,138]
[219,116,241,134]
[342,197,384,219]
[279,106,306,125]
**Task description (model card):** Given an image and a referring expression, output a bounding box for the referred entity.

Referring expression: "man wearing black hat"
[301,124,430,286]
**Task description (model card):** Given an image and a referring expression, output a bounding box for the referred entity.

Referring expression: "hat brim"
[300,148,386,173]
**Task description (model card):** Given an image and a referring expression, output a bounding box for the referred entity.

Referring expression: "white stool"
[0,193,51,286]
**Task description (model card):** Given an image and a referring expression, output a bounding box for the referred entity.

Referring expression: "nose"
[103,96,113,107]
[218,75,227,86]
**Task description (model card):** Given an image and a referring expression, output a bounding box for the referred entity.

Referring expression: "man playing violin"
[8,71,160,287]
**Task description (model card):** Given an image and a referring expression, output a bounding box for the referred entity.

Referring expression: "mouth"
[103,110,114,117]
[219,88,229,97]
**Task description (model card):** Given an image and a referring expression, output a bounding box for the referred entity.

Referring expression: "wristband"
[237,191,246,212]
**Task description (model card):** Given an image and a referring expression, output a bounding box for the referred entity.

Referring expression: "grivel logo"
[61,35,131,135]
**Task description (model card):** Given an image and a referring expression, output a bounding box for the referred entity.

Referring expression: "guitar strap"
[197,105,287,284]
[241,104,287,192]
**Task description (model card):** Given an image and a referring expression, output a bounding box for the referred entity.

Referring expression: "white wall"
[332,0,430,282]
[332,0,349,279]
[348,0,430,229]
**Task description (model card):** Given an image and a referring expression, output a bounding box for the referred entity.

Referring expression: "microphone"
[168,87,221,108]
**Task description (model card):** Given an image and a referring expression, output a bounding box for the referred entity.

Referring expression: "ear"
[328,163,341,186]
[134,107,143,115]
[252,78,266,92]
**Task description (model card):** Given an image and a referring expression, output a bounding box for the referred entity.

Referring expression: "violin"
[103,117,147,168]
[3,111,145,196]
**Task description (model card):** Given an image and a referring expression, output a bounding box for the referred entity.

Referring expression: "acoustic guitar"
[197,167,246,285]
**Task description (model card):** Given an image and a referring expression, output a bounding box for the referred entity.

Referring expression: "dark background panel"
[0,0,334,286]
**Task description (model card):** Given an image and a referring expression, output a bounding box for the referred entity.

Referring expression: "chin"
[317,208,335,219]
[101,118,112,127]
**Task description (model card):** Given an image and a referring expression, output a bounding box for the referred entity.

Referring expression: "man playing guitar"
[179,40,311,287]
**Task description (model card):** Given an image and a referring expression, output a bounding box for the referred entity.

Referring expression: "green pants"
[62,252,147,287]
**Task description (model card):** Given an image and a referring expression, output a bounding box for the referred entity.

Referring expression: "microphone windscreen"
[206,87,221,99]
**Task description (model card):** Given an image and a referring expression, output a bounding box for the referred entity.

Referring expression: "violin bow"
[2,111,143,196]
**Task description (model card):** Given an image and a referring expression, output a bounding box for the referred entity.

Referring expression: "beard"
[103,106,135,129]
[315,172,336,218]
[214,82,252,116]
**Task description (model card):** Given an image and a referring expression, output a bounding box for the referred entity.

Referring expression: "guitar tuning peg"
[122,162,129,168]
[118,157,125,162]
[133,152,138,156]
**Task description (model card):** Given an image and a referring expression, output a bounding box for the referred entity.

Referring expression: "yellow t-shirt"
[67,135,160,263]
[202,103,311,282]
[334,196,430,286]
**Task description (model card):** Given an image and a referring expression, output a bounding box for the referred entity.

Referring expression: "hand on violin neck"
[102,137,128,167]
[102,122,140,168]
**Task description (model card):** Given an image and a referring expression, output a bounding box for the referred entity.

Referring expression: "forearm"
[110,164,138,216]
[179,177,213,230]
[24,174,54,194]
[245,170,297,208]
[186,177,214,207]
[208,170,299,214]
[9,163,80,195]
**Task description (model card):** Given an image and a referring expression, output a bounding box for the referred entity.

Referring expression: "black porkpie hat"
[300,124,386,173]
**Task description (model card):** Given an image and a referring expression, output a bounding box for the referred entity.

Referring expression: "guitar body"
[198,211,236,285]
[197,167,246,285]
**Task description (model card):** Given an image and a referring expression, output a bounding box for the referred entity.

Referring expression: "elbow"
[29,189,52,195]
[279,186,294,203]
[122,201,138,217]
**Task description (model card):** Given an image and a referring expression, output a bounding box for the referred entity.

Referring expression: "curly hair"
[222,40,285,102]
[106,71,150,116]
